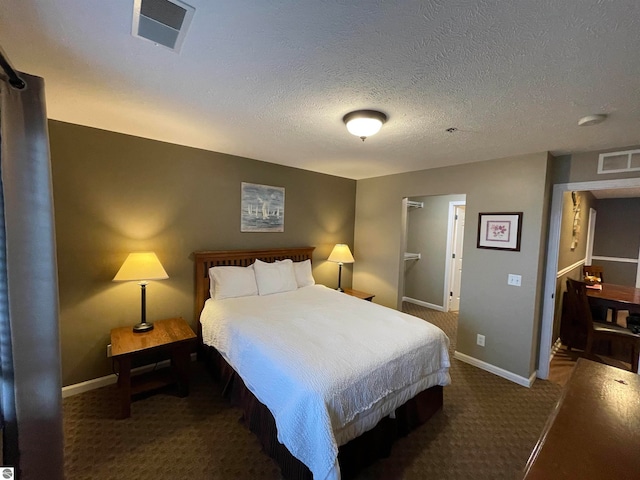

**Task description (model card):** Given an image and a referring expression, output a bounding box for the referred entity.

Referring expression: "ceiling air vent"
[132,0,195,52]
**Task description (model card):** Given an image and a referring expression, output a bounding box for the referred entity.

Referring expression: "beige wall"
[50,121,356,386]
[557,191,596,270]
[354,153,551,380]
[552,144,640,184]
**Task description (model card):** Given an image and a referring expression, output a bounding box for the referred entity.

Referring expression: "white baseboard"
[402,296,445,312]
[453,351,537,388]
[61,353,197,398]
[556,259,585,278]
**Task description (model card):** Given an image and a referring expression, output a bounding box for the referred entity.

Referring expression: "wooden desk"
[111,317,196,419]
[523,358,640,479]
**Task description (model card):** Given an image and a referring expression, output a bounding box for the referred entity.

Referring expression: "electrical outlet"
[507,274,522,286]
[477,334,485,347]
[106,344,112,357]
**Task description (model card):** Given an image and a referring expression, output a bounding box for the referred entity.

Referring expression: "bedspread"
[200,285,450,480]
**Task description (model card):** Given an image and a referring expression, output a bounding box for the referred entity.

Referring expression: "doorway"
[539,177,640,379]
[400,194,466,312]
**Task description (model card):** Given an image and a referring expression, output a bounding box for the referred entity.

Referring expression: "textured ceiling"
[1,0,640,179]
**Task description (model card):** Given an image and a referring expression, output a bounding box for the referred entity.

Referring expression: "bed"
[194,247,451,480]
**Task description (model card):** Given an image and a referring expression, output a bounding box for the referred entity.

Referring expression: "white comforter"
[200,285,450,480]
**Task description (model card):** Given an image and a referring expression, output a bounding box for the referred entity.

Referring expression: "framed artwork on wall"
[241,182,285,232]
[477,212,523,251]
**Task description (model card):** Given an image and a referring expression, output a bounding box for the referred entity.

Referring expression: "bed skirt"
[202,345,443,479]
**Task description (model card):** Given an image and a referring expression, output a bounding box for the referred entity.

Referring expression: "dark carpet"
[64,304,562,479]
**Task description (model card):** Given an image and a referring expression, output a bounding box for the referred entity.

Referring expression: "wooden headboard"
[193,246,315,342]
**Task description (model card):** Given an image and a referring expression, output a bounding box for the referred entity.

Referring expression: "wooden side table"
[111,317,196,419]
[343,288,375,302]
[523,358,640,478]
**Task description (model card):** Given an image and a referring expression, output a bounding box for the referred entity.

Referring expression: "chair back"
[583,265,604,283]
[566,278,595,331]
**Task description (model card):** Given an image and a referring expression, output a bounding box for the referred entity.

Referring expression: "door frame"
[538,177,640,379]
[444,201,466,311]
[585,207,597,266]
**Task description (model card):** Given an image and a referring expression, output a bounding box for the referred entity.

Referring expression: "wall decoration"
[570,191,581,251]
[477,212,523,251]
[241,182,285,232]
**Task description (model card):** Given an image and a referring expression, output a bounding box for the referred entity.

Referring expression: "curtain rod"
[0,47,26,89]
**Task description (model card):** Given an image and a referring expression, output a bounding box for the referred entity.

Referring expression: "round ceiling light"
[578,114,607,126]
[343,110,388,141]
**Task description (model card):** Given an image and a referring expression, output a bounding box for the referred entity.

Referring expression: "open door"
[448,204,465,311]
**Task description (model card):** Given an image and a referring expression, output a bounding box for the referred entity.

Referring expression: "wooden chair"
[566,278,640,373]
[583,265,619,323]
[583,265,604,283]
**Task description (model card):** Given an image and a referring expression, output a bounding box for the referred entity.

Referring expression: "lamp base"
[132,322,154,333]
[336,287,344,292]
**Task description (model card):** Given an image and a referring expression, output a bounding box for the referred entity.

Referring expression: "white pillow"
[209,265,258,300]
[292,259,315,288]
[253,259,298,296]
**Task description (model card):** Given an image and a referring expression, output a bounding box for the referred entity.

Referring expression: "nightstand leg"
[117,356,132,419]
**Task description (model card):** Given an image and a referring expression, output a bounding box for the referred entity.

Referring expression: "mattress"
[200,284,450,480]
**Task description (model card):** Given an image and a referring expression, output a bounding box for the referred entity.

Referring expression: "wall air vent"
[598,149,640,174]
[132,0,195,52]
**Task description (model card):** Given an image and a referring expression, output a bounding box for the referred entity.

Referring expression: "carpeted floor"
[64,304,562,480]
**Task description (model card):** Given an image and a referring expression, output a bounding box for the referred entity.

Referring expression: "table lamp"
[327,244,354,292]
[113,252,169,333]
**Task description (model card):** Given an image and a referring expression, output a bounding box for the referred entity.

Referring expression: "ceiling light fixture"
[343,110,387,141]
[578,114,607,127]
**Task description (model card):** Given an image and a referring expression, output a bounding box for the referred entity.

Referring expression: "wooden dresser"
[523,358,640,479]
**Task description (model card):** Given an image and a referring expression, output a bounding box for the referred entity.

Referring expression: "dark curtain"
[0,71,64,479]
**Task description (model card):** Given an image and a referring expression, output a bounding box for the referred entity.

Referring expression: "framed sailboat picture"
[241,182,285,232]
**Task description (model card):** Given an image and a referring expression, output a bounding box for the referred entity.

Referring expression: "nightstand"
[110,317,196,419]
[342,288,375,302]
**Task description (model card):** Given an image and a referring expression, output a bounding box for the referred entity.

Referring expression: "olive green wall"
[354,153,551,381]
[49,120,356,386]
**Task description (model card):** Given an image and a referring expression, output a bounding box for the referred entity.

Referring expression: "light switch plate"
[508,274,522,286]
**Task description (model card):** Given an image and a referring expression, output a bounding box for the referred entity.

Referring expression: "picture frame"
[477,212,523,251]
[241,182,285,232]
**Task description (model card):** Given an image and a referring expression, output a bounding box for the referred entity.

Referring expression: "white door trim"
[539,177,640,379]
[398,198,409,310]
[444,201,466,312]
[637,245,640,288]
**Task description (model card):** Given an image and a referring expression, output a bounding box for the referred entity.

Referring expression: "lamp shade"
[113,252,169,282]
[327,244,355,264]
